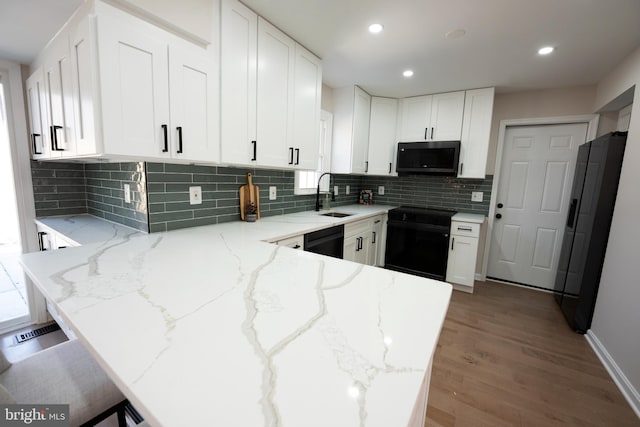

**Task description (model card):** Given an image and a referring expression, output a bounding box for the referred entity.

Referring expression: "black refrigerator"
[554,131,627,333]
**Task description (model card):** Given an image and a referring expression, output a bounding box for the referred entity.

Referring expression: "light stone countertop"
[452,212,486,224]
[35,214,142,246]
[21,205,452,427]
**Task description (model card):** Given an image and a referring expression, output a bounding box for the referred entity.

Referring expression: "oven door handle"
[387,221,450,234]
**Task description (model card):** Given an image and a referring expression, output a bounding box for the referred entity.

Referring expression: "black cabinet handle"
[32,133,42,155]
[161,124,168,152]
[365,161,369,173]
[51,125,64,151]
[293,244,301,249]
[567,198,578,228]
[37,231,47,251]
[49,126,55,150]
[372,231,376,244]
[389,162,392,174]
[288,147,294,165]
[459,162,463,175]
[424,127,427,140]
[251,140,257,161]
[295,148,300,165]
[431,127,434,140]
[451,237,455,251]
[176,126,183,153]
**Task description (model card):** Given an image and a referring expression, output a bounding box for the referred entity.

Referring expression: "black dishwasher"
[304,225,344,259]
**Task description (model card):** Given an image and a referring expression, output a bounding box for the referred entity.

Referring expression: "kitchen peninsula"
[20,206,452,427]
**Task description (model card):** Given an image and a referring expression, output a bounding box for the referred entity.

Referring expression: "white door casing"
[487,123,588,289]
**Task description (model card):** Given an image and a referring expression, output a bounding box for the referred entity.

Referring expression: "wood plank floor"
[425,280,639,427]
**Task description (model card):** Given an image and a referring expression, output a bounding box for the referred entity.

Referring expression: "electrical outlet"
[333,185,339,196]
[378,186,385,195]
[123,184,131,204]
[189,186,202,205]
[471,191,483,202]
[269,186,277,200]
[346,185,350,195]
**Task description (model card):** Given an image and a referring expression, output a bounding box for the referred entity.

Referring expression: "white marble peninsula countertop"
[20,205,452,427]
[35,214,142,245]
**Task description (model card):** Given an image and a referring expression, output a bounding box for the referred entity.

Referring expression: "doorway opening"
[0,79,29,331]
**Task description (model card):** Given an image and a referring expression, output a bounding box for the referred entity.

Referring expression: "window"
[294,110,332,195]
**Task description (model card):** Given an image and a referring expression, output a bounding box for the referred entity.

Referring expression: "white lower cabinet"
[276,235,304,250]
[343,215,385,266]
[446,220,481,293]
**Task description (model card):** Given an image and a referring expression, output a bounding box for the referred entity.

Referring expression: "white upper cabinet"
[332,85,371,174]
[42,32,76,158]
[220,1,321,170]
[367,97,398,176]
[168,42,219,162]
[398,91,465,142]
[97,7,171,159]
[458,87,495,178]
[256,17,295,168]
[292,44,322,170]
[25,67,50,160]
[220,0,257,165]
[28,0,220,163]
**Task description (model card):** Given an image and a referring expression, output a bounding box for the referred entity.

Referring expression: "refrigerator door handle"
[567,198,578,228]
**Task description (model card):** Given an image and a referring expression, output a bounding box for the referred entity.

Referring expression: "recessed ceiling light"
[538,46,555,55]
[446,29,466,39]
[368,23,383,34]
[403,70,414,78]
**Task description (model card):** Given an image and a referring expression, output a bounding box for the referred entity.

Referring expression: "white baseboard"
[586,330,640,419]
[475,273,485,281]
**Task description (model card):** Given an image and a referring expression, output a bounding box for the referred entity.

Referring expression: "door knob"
[495,213,502,219]
[497,203,503,208]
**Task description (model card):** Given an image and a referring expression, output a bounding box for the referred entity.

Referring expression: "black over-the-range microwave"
[396,141,461,176]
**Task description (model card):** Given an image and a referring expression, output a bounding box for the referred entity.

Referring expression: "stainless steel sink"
[320,212,352,218]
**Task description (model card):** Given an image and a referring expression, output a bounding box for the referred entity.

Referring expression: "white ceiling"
[1,0,640,98]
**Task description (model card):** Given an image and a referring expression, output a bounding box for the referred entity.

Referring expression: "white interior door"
[488,123,588,289]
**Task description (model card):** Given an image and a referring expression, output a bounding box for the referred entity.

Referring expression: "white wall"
[589,45,640,411]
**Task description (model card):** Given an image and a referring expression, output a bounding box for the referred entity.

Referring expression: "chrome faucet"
[315,172,331,211]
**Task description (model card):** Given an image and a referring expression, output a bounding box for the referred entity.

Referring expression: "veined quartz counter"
[35,214,142,246]
[21,205,452,427]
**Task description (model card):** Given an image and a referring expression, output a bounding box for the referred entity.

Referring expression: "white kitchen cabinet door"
[370,216,384,266]
[398,95,431,142]
[352,86,371,174]
[429,91,465,141]
[256,17,295,168]
[344,234,369,264]
[25,68,50,160]
[292,43,322,170]
[446,234,478,288]
[42,33,76,158]
[458,87,495,178]
[169,43,219,163]
[368,97,398,175]
[70,15,100,156]
[220,0,257,166]
[97,8,170,158]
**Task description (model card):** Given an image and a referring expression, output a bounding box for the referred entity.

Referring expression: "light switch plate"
[333,185,339,196]
[378,186,385,195]
[123,184,131,204]
[189,186,202,205]
[269,186,277,200]
[346,185,350,195]
[471,191,483,202]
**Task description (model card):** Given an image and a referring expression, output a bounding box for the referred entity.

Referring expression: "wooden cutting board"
[239,172,260,220]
